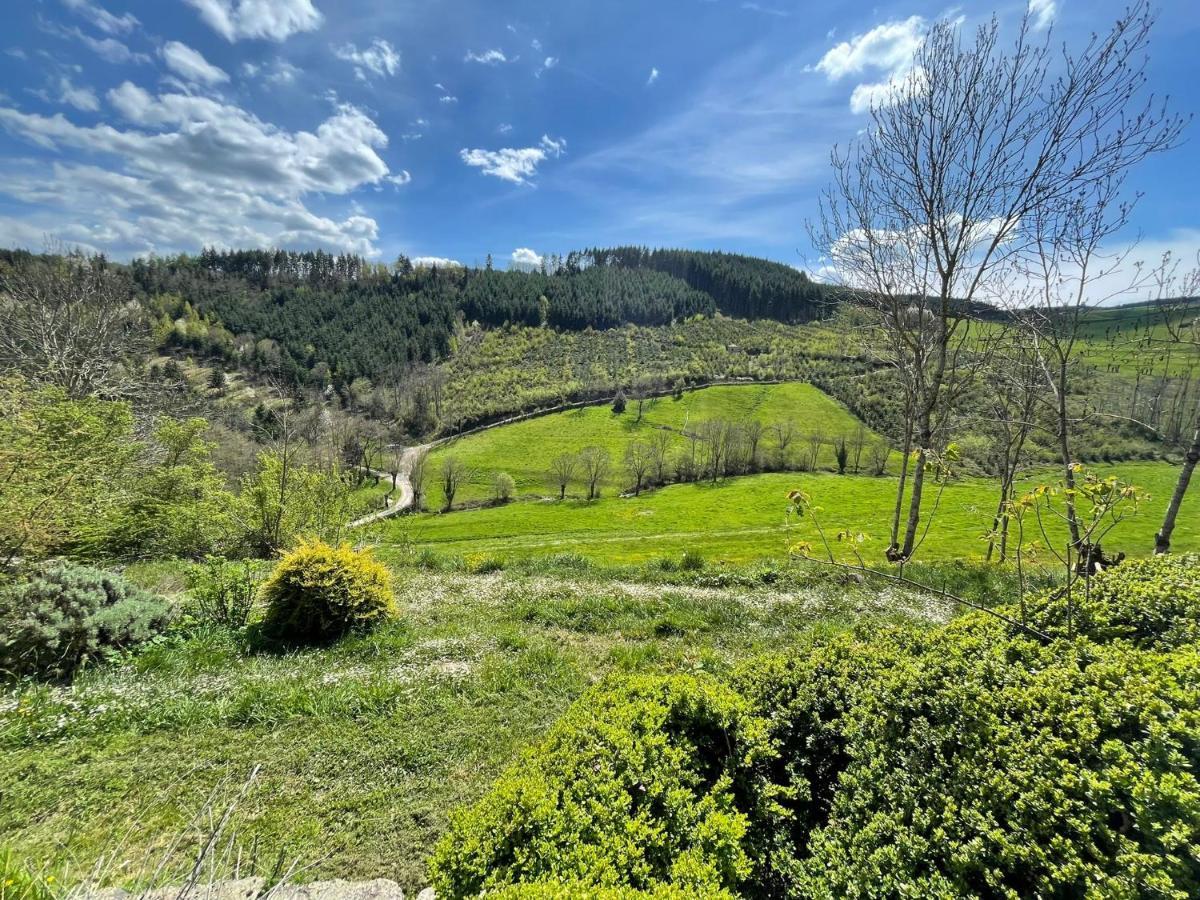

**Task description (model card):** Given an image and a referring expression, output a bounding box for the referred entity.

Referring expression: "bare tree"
[624,441,653,495]
[803,430,825,473]
[697,419,729,483]
[867,441,892,476]
[814,2,1183,562]
[771,421,797,470]
[850,423,867,475]
[648,430,673,485]
[440,456,471,511]
[0,248,146,397]
[742,420,765,472]
[983,341,1042,562]
[409,448,430,512]
[1145,258,1200,553]
[578,446,610,500]
[548,452,577,500]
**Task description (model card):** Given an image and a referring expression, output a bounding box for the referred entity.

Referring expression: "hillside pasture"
[423,382,877,508]
[382,462,1198,566]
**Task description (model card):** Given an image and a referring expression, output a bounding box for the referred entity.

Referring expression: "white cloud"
[0,84,401,256]
[814,16,927,115]
[646,67,659,86]
[1028,0,1056,31]
[412,256,462,268]
[848,64,926,114]
[497,122,513,134]
[334,39,400,80]
[510,247,542,270]
[161,41,230,86]
[460,134,566,185]
[388,169,412,186]
[184,0,323,43]
[57,76,100,111]
[814,16,925,81]
[60,0,139,35]
[49,23,150,65]
[542,56,558,70]
[439,95,458,104]
[465,49,508,65]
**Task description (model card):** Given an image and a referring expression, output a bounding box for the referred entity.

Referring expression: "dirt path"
[349,445,428,528]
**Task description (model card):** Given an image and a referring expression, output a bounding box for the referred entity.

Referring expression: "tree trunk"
[1056,360,1082,547]
[1156,422,1200,554]
[889,419,914,555]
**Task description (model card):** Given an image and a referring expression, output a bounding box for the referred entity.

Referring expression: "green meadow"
[380,462,1198,566]
[424,382,877,507]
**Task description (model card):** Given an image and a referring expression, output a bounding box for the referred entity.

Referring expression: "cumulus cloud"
[60,0,139,35]
[184,0,323,43]
[334,39,400,80]
[814,16,925,80]
[815,16,927,114]
[646,67,659,86]
[0,84,401,256]
[465,49,508,65]
[47,22,150,65]
[161,41,230,86]
[1028,0,1056,31]
[412,256,462,268]
[510,247,542,270]
[439,95,458,104]
[460,134,566,185]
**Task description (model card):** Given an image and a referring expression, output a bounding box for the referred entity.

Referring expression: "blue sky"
[0,0,1197,275]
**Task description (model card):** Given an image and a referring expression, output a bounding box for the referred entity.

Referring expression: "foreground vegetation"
[0,556,951,893]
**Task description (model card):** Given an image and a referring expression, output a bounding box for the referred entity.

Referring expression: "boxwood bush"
[260,539,396,643]
[430,673,782,898]
[0,560,173,680]
[431,555,1200,898]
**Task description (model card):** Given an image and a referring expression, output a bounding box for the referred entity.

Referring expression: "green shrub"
[186,557,261,630]
[260,539,396,643]
[757,628,1200,898]
[436,561,1200,898]
[429,673,778,898]
[679,550,704,571]
[1017,553,1200,649]
[0,561,173,680]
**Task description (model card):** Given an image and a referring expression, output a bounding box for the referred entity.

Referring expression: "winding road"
[349,444,428,528]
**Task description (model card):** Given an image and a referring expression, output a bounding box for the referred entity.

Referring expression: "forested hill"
[580,247,836,323]
[120,247,833,386]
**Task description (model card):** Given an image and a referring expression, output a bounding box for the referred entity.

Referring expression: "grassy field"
[382,461,1198,566]
[426,382,877,507]
[0,564,952,894]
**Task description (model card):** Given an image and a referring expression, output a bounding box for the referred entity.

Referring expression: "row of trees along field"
[804,0,1198,579]
[415,417,887,512]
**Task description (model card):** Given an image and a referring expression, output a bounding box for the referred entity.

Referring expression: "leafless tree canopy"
[0,249,147,397]
[814,1,1183,561]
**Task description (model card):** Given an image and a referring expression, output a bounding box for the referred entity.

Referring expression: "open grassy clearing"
[426,382,876,507]
[381,461,1199,565]
[0,564,951,894]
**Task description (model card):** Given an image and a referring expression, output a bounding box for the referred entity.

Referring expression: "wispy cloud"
[161,40,229,86]
[646,67,659,86]
[60,0,138,35]
[334,39,400,80]
[465,49,508,65]
[1028,0,1056,31]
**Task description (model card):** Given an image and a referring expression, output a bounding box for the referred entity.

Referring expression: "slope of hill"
[423,382,878,506]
